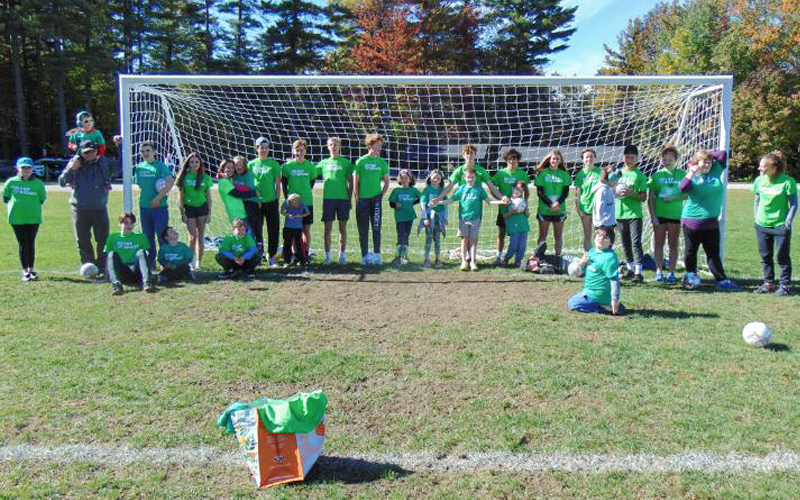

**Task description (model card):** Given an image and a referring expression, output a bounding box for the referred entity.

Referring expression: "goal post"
[118,74,733,261]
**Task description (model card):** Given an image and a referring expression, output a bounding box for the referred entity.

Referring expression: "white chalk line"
[1,444,799,473]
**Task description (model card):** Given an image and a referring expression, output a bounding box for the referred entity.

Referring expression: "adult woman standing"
[753,151,797,296]
[534,149,571,267]
[175,153,212,270]
[3,157,46,281]
[680,150,741,292]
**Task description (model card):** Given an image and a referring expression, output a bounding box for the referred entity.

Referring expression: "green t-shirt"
[449,163,492,187]
[611,167,647,220]
[69,128,105,148]
[583,247,620,306]
[219,233,256,258]
[421,185,446,217]
[682,161,725,220]
[218,178,248,223]
[317,157,354,200]
[134,160,172,208]
[452,184,488,221]
[534,168,571,216]
[104,232,149,265]
[157,242,193,268]
[355,155,389,199]
[505,210,530,234]
[648,167,686,220]
[389,186,421,222]
[249,157,281,203]
[574,166,601,215]
[493,167,530,214]
[282,159,316,206]
[181,171,213,208]
[753,172,797,227]
[3,176,46,225]
[233,169,258,203]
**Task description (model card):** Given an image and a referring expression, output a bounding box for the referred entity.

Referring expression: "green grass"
[1,189,799,498]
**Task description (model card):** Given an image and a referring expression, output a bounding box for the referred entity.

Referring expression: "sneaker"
[21,272,32,282]
[623,268,635,280]
[495,255,502,266]
[269,256,279,267]
[775,285,790,297]
[502,259,509,268]
[218,269,235,279]
[157,274,167,285]
[716,279,743,292]
[374,255,383,266]
[29,271,38,281]
[192,262,202,272]
[188,270,196,281]
[519,260,528,271]
[143,280,156,293]
[361,256,370,265]
[460,261,469,271]
[666,273,677,284]
[246,272,257,279]
[470,261,478,272]
[754,282,775,294]
[400,257,409,265]
[339,252,347,265]
[111,281,123,295]
[632,274,644,285]
[654,272,665,283]
[324,253,332,265]
[435,259,442,269]
[423,258,431,268]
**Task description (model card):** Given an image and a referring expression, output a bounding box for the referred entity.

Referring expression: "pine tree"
[218,0,261,71]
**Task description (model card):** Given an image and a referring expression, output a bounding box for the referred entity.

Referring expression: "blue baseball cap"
[16,157,35,169]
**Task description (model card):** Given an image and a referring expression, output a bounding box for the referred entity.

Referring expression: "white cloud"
[563,0,621,26]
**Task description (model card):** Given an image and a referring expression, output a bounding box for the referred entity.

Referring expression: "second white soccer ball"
[155,178,166,192]
[79,262,99,278]
[614,183,628,197]
[509,198,527,213]
[567,260,583,278]
[742,322,772,348]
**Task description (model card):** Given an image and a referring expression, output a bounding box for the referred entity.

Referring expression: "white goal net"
[119,75,732,261]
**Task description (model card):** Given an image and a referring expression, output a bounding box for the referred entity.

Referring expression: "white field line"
[1,444,800,473]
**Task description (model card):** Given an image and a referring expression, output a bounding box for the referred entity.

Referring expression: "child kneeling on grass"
[157,226,194,283]
[106,212,154,295]
[216,218,259,278]
[567,227,624,315]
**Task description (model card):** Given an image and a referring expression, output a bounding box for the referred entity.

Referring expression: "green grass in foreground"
[1,190,799,499]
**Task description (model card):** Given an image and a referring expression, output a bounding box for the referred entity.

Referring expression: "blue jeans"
[140,206,169,267]
[505,231,528,264]
[567,291,625,314]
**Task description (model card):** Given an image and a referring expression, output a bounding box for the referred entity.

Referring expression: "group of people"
[3,113,797,312]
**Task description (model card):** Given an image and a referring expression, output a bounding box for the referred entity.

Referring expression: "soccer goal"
[118,75,733,261]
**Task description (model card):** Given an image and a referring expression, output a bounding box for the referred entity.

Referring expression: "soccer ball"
[683,273,701,290]
[614,183,629,197]
[155,178,166,192]
[509,198,527,213]
[79,262,99,277]
[567,260,583,278]
[742,322,772,347]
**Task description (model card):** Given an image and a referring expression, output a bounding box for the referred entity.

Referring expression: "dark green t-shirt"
[389,186,421,223]
[682,161,725,220]
[452,184,488,221]
[157,242,193,267]
[583,248,620,306]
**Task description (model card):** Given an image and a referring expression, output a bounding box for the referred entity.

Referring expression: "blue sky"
[546,0,665,75]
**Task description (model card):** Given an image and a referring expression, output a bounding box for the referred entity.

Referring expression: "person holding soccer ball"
[175,153,212,270]
[388,169,421,265]
[753,150,797,296]
[647,145,686,283]
[354,134,390,265]
[567,227,624,315]
[679,150,741,292]
[317,136,354,265]
[574,148,602,251]
[493,149,530,265]
[3,157,46,282]
[105,212,154,295]
[610,145,647,284]
[133,141,174,268]
[534,148,571,271]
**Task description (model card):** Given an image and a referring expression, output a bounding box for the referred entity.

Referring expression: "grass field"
[2,189,800,499]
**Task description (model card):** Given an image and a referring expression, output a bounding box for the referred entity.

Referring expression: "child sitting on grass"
[105,212,154,295]
[280,193,310,266]
[157,226,194,283]
[567,227,624,315]
[216,219,259,278]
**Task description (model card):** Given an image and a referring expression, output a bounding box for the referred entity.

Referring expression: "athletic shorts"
[655,217,680,225]
[458,218,481,240]
[496,211,506,229]
[302,205,314,226]
[537,213,567,223]
[321,199,351,222]
[183,202,209,219]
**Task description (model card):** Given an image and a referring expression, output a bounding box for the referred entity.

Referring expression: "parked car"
[0,160,16,180]
[34,157,70,181]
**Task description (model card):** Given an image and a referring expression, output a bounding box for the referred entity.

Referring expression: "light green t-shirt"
[3,176,46,225]
[574,166,601,215]
[355,155,389,199]
[104,232,149,265]
[611,167,647,220]
[493,167,530,214]
[218,178,248,223]
[682,161,725,220]
[421,185,446,217]
[134,160,172,208]
[219,233,256,258]
[389,186,421,223]
[157,242,193,268]
[452,184,488,221]
[249,157,281,203]
[534,168,571,216]
[583,247,620,306]
[648,167,686,220]
[317,157,354,200]
[282,159,316,206]
[753,172,797,227]
[449,163,492,187]
[181,171,213,208]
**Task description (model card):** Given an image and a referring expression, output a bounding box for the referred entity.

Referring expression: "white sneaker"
[374,254,383,265]
[495,255,502,266]
[470,261,478,272]
[269,256,278,267]
[361,255,370,265]
[324,254,332,265]
[519,260,528,271]
[338,252,347,265]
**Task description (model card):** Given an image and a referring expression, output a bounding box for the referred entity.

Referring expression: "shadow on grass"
[46,276,101,285]
[628,308,720,319]
[299,455,412,485]
[766,343,790,352]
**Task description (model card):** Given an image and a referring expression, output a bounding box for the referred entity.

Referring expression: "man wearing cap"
[58,140,112,275]
[248,137,282,265]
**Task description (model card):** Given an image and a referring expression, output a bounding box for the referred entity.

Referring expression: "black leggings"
[618,218,643,266]
[683,224,726,281]
[243,201,262,254]
[258,200,280,257]
[12,224,39,269]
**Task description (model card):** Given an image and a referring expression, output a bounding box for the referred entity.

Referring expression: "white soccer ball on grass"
[79,262,99,278]
[742,322,772,348]
[567,260,583,278]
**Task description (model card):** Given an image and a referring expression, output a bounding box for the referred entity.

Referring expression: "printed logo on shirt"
[290,169,309,177]
[362,163,381,171]
[761,185,785,196]
[545,174,564,184]
[11,186,36,196]
[114,241,139,250]
[588,265,598,273]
